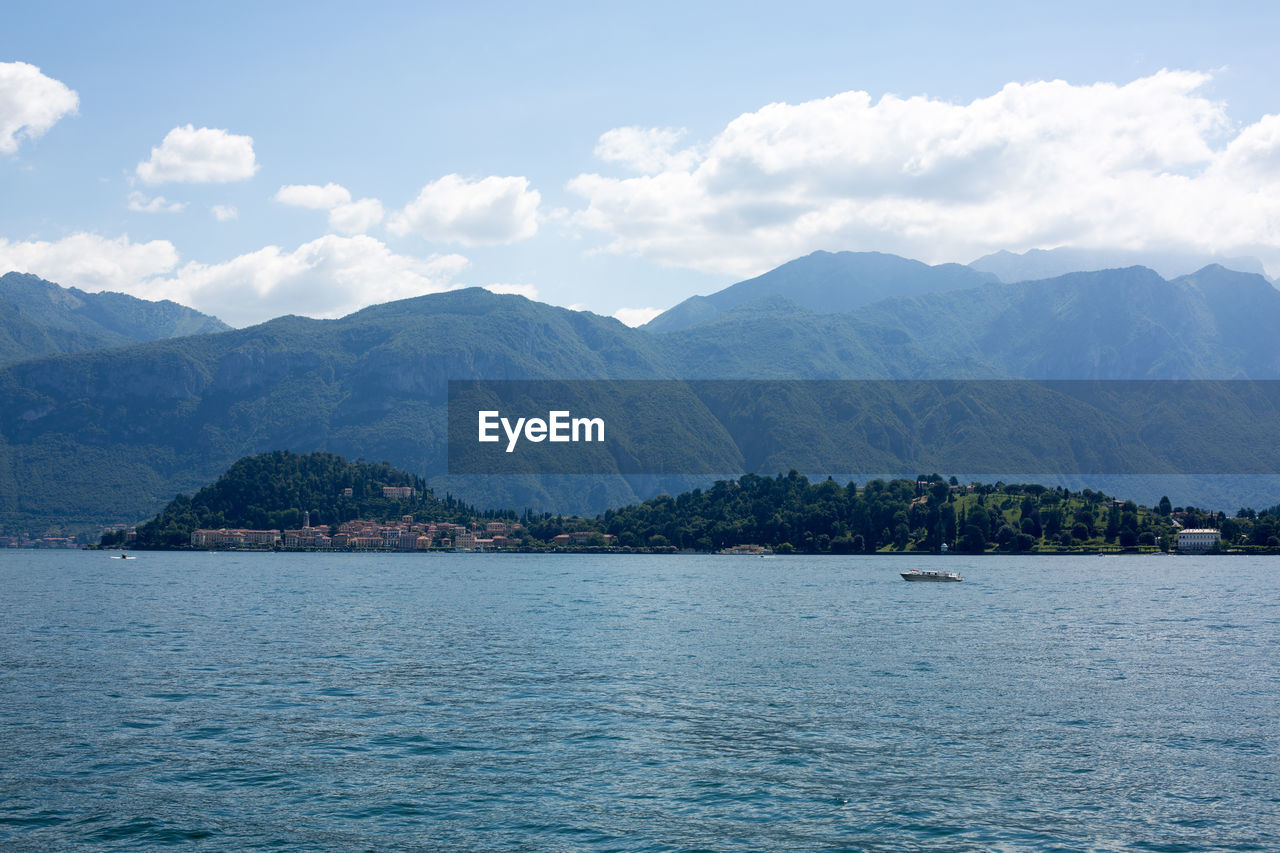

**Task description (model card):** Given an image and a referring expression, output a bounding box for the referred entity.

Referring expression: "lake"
[2,551,1277,850]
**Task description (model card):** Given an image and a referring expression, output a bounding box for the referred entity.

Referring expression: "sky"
[3,1,1280,327]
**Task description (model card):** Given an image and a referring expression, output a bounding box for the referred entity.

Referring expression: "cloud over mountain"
[389,174,540,245]
[0,232,469,327]
[0,61,78,155]
[136,124,258,184]
[276,183,351,209]
[570,70,1280,278]
[594,126,698,173]
[275,183,384,235]
[127,191,186,214]
[0,232,179,291]
[146,235,469,326]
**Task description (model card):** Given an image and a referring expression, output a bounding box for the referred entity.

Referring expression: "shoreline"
[83,545,1280,556]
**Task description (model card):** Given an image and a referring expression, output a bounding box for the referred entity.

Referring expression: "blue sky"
[3,1,1280,326]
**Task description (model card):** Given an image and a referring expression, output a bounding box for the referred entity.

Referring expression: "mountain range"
[642,251,996,333]
[969,246,1271,284]
[2,252,1279,533]
[0,272,229,366]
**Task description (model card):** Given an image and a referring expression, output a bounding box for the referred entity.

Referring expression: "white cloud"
[612,306,662,327]
[328,198,384,235]
[389,174,540,245]
[0,62,78,155]
[127,191,186,214]
[136,124,258,184]
[0,233,179,291]
[0,231,473,327]
[482,283,539,300]
[570,70,1280,278]
[146,235,470,326]
[275,183,383,235]
[595,126,698,173]
[275,183,352,210]
[211,204,238,221]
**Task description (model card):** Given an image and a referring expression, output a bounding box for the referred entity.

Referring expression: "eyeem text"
[478,410,605,453]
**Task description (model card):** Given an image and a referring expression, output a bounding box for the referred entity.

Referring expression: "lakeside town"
[174,521,1228,553]
[5,478,1264,555]
[13,458,1279,555]
[188,513,612,552]
[11,520,1230,553]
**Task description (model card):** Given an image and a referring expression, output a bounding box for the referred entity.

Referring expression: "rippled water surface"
[2,551,1279,850]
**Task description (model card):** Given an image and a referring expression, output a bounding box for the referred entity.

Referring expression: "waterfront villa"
[1176,528,1221,552]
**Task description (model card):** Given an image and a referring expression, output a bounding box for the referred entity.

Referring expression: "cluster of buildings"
[0,535,84,549]
[549,531,615,546]
[189,517,528,551]
[185,516,623,551]
[188,528,281,548]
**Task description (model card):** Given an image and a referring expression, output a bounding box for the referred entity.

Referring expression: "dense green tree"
[130,451,476,547]
[960,524,987,554]
[121,453,1189,555]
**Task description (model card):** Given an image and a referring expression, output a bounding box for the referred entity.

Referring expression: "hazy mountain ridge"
[650,264,1280,380]
[0,289,677,529]
[0,272,231,366]
[969,247,1272,283]
[3,255,1280,532]
[850,265,1280,379]
[643,251,996,333]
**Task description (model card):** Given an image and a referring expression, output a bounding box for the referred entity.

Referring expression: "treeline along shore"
[100,451,1280,555]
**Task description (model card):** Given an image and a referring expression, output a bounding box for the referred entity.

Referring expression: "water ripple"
[1,551,1277,850]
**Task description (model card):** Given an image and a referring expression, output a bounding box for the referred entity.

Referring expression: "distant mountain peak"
[0,271,231,367]
[969,247,1269,283]
[642,250,995,333]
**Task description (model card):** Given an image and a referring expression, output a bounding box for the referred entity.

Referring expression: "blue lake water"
[1,550,1278,851]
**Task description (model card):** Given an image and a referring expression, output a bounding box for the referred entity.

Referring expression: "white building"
[1177,528,1220,552]
[190,528,280,548]
[382,486,415,499]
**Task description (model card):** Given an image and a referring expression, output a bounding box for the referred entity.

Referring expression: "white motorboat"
[901,568,962,582]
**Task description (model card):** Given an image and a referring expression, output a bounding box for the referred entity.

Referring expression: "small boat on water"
[901,568,962,582]
[110,553,136,560]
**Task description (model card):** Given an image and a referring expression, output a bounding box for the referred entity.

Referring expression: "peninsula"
[103,451,1280,555]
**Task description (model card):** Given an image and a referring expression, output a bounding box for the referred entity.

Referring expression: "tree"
[960,524,987,554]
[967,505,992,541]
[1105,505,1121,541]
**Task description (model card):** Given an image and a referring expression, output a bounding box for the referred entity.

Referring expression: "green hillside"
[585,472,1280,554]
[4,256,1280,534]
[587,473,1183,553]
[0,289,676,532]
[0,272,230,366]
[644,250,995,333]
[124,451,480,547]
[124,454,1280,555]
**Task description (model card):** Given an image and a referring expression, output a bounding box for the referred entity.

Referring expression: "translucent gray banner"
[447,380,1280,476]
